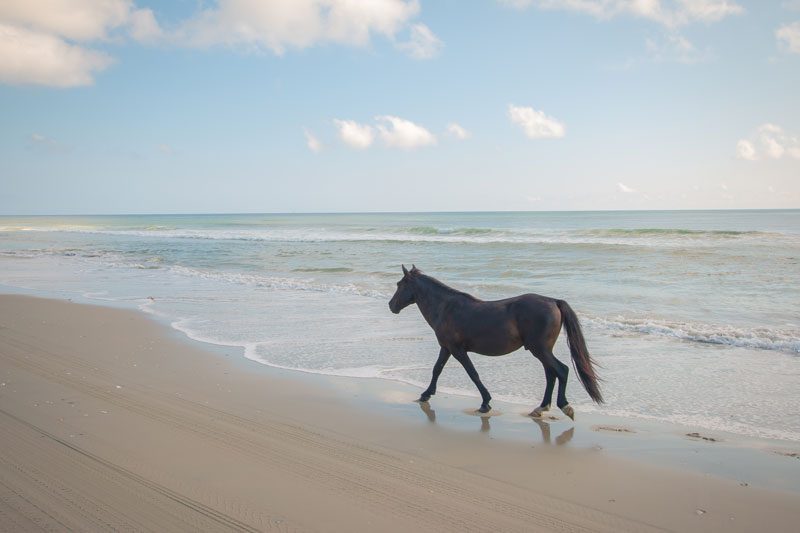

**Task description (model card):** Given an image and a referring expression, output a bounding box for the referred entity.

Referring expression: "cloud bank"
[177,0,433,58]
[0,0,438,88]
[0,0,161,87]
[497,0,744,27]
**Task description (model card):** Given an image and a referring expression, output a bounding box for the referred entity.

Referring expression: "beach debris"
[771,450,799,459]
[686,432,718,442]
[115,385,122,389]
[739,482,748,487]
[592,425,635,434]
[695,509,706,516]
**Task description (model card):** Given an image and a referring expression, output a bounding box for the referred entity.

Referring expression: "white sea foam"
[4,224,793,248]
[585,316,800,354]
[167,265,391,299]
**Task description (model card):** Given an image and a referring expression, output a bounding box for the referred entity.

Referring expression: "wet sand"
[1,294,798,532]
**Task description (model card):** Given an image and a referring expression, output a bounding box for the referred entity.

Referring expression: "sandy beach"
[1,294,798,532]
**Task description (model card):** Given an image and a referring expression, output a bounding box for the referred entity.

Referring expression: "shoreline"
[3,284,800,492]
[1,293,799,531]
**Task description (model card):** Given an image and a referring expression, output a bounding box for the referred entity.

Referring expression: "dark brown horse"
[389,265,603,419]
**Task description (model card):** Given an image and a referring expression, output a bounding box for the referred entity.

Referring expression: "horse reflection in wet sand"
[389,266,603,419]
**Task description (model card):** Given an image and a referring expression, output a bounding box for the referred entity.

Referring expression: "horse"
[388,265,603,419]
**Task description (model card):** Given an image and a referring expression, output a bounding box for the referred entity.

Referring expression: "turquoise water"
[1,210,798,441]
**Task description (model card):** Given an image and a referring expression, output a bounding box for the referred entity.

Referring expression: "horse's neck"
[413,276,463,325]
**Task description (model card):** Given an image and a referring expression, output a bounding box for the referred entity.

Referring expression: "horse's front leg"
[419,347,450,402]
[451,348,492,413]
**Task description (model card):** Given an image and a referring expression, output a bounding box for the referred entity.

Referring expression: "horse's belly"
[466,331,522,356]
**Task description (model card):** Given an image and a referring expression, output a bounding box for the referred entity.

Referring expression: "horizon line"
[1,207,799,217]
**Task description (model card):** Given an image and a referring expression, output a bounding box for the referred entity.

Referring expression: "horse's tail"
[556,300,604,404]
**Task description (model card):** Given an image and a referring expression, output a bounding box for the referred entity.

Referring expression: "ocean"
[1,210,798,442]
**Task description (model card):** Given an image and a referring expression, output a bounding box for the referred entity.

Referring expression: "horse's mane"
[414,271,482,302]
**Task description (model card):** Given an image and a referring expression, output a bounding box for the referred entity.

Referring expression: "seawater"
[1,211,798,442]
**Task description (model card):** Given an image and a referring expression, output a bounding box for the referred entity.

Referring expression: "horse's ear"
[402,264,409,277]
[411,264,418,273]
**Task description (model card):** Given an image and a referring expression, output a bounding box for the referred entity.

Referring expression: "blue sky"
[1,0,798,214]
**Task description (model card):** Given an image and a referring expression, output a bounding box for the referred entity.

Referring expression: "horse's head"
[389,264,418,314]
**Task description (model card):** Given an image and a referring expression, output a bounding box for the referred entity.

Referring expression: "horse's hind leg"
[551,356,574,420]
[530,364,555,417]
[529,348,573,420]
[419,347,450,402]
[451,348,492,413]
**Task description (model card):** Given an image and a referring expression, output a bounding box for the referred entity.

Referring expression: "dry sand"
[1,294,798,532]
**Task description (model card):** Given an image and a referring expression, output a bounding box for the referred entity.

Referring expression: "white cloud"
[157,143,174,154]
[0,0,159,42]
[736,139,757,161]
[376,115,437,149]
[396,23,442,59]
[736,123,800,161]
[29,132,69,152]
[303,128,323,153]
[777,22,800,53]
[646,31,711,63]
[333,119,375,150]
[0,1,162,87]
[508,104,565,139]
[0,23,114,87]
[446,123,470,139]
[678,0,744,23]
[127,7,163,43]
[497,0,744,27]
[178,0,421,54]
[617,182,636,193]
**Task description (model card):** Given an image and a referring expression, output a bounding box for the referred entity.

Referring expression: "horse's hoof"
[561,404,575,421]
[477,404,491,414]
[530,405,550,418]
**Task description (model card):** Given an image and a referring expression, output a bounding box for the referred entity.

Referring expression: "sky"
[1,0,799,215]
